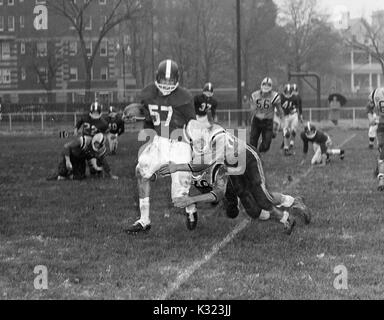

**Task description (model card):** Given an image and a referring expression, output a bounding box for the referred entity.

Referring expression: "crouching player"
[367,88,384,191]
[159,120,311,234]
[47,133,117,180]
[105,106,125,155]
[300,122,345,166]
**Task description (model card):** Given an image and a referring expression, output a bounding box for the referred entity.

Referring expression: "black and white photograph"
[0,0,384,306]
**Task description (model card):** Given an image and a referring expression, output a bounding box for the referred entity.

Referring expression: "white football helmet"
[261,77,273,93]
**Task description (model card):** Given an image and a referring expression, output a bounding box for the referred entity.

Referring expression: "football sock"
[139,197,150,226]
[328,149,341,155]
[280,211,289,224]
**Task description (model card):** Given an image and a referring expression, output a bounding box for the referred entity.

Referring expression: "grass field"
[1,126,384,300]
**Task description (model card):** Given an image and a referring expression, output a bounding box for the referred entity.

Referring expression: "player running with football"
[122,59,198,233]
[158,120,311,234]
[367,88,384,191]
[300,122,345,166]
[249,77,282,153]
[105,106,125,155]
[281,83,303,156]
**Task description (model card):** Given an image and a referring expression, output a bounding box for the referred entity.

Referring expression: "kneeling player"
[300,122,345,166]
[159,121,311,234]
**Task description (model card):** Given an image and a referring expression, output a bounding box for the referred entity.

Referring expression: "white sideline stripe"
[156,134,356,300]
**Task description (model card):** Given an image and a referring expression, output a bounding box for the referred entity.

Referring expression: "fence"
[0,107,370,133]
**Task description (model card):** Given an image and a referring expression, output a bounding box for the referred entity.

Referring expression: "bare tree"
[46,0,142,103]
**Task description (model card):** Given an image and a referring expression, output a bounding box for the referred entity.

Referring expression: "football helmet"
[122,103,148,123]
[292,83,299,95]
[304,122,317,139]
[261,77,273,93]
[155,59,179,96]
[108,106,117,118]
[203,82,214,98]
[283,84,293,98]
[91,133,106,153]
[90,101,103,119]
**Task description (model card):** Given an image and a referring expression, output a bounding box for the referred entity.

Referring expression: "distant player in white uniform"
[122,59,198,233]
[249,77,282,153]
[367,88,384,191]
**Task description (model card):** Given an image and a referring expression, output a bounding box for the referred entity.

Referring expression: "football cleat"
[290,197,311,225]
[378,176,384,192]
[283,216,296,235]
[226,205,240,219]
[124,221,151,234]
[186,211,198,231]
[284,149,293,157]
[340,150,345,160]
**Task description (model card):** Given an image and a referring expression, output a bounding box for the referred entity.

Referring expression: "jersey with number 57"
[250,90,281,120]
[139,83,196,136]
[367,88,384,124]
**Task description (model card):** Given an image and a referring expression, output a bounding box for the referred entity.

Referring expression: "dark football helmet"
[203,82,214,98]
[283,84,293,98]
[90,101,102,119]
[155,59,179,96]
[108,106,117,118]
[304,122,317,139]
[292,83,299,95]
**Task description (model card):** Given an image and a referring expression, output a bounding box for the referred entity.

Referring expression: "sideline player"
[194,82,218,124]
[122,59,197,233]
[300,122,345,166]
[105,106,125,155]
[158,121,312,234]
[74,101,109,137]
[367,88,384,190]
[249,77,282,153]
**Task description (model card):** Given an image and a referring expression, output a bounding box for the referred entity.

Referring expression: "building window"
[69,67,78,81]
[20,16,24,29]
[36,42,47,57]
[21,67,26,81]
[69,41,77,56]
[99,0,106,4]
[1,42,11,60]
[101,67,108,80]
[86,41,92,57]
[0,16,4,31]
[0,69,11,84]
[8,0,14,5]
[20,42,25,54]
[8,16,15,31]
[100,40,108,56]
[37,67,48,84]
[85,16,92,30]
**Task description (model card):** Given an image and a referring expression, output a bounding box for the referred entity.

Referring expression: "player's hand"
[173,196,194,208]
[66,160,73,171]
[158,162,177,177]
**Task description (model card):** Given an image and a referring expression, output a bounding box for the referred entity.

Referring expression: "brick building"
[0,0,136,106]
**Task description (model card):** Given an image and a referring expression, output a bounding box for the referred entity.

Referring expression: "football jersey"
[367,88,384,123]
[62,136,106,160]
[140,84,196,137]
[194,94,218,119]
[250,90,280,120]
[75,114,109,137]
[280,94,301,116]
[300,130,330,154]
[106,114,125,135]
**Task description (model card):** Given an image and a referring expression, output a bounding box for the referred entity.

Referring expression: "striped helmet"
[203,82,214,97]
[261,77,273,93]
[155,59,179,96]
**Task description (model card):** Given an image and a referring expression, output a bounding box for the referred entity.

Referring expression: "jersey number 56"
[148,104,173,126]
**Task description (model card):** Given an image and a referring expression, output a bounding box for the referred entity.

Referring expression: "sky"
[274,0,384,20]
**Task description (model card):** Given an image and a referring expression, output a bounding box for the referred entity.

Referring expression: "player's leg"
[289,113,299,149]
[72,156,86,180]
[272,113,280,139]
[368,124,377,149]
[311,143,323,165]
[326,137,345,160]
[259,119,274,153]
[283,116,291,154]
[376,123,384,191]
[125,136,168,233]
[250,117,262,150]
[55,155,71,180]
[108,133,118,154]
[170,141,197,230]
[223,177,240,219]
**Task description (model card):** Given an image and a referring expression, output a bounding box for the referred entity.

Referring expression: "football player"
[368,111,379,149]
[105,106,125,155]
[122,59,197,234]
[249,77,282,153]
[300,122,345,166]
[158,120,312,234]
[47,133,117,181]
[281,83,303,156]
[194,82,218,124]
[74,101,109,137]
[367,88,384,190]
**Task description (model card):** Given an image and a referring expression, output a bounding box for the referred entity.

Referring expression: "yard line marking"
[156,134,356,300]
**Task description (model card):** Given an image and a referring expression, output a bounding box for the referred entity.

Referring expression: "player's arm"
[367,101,376,125]
[298,96,303,121]
[173,166,228,208]
[62,138,81,170]
[273,94,283,119]
[74,118,84,136]
[211,99,218,121]
[117,119,125,136]
[157,162,215,177]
